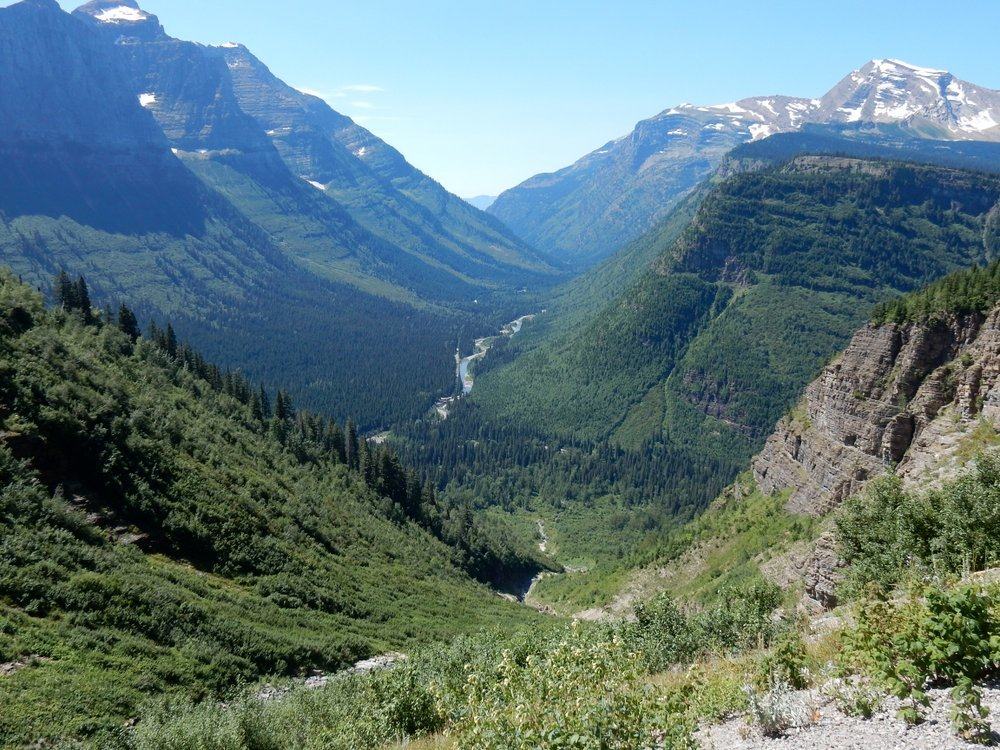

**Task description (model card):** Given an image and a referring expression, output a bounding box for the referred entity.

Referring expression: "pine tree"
[405,470,423,519]
[346,419,359,470]
[358,439,373,486]
[164,323,178,358]
[250,390,264,422]
[258,386,271,420]
[54,271,75,310]
[74,277,93,323]
[275,390,293,422]
[118,304,140,342]
[329,421,346,463]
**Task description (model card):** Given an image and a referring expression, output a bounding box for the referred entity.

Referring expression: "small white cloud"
[294,84,386,108]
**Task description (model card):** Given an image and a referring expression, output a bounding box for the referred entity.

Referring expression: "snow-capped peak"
[219,42,241,49]
[872,58,947,77]
[815,58,1000,138]
[93,4,148,23]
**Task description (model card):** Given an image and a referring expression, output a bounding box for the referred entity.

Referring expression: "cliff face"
[753,307,1000,516]
[751,305,1000,605]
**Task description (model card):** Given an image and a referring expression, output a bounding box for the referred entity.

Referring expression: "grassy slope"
[0,273,539,747]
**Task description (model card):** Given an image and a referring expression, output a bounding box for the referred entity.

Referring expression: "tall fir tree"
[164,323,178,358]
[54,271,75,310]
[117,303,140,342]
[74,276,93,323]
[345,419,360,471]
[258,386,271,420]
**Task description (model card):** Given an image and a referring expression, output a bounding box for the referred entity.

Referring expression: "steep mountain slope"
[643,261,1000,614]
[71,0,556,304]
[0,271,542,746]
[0,0,523,428]
[491,59,1000,268]
[473,157,1000,473]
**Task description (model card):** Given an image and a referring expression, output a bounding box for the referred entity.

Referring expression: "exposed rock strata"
[752,305,1000,604]
[754,309,996,516]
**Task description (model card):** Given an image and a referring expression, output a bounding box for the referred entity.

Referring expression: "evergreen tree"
[54,271,75,310]
[346,419,359,470]
[74,276,93,323]
[258,386,271,420]
[250,391,264,423]
[275,390,293,422]
[118,304,140,342]
[329,421,346,463]
[164,323,178,358]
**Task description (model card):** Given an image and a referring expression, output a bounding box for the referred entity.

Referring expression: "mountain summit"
[490,59,1000,267]
[74,0,165,40]
[817,58,1000,138]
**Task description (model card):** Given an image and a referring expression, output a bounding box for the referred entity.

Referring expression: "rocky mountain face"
[754,307,1000,512]
[752,304,1000,604]
[71,1,555,302]
[491,59,1000,268]
[0,0,211,234]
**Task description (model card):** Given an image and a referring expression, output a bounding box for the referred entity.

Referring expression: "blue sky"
[37,0,1000,196]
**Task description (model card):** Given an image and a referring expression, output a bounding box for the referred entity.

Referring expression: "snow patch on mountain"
[959,109,999,133]
[138,93,156,108]
[94,5,148,23]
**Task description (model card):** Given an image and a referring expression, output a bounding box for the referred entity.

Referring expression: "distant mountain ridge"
[490,58,1000,268]
[71,0,557,303]
[0,0,552,427]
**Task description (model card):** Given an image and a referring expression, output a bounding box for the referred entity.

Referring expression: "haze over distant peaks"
[465,195,497,210]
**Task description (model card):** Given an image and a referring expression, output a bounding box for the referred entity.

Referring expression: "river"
[436,313,536,417]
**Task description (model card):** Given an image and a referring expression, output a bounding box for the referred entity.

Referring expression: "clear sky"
[34,0,1000,196]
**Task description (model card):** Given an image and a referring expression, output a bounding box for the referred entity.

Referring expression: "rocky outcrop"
[752,304,1000,606]
[753,309,994,516]
[801,532,845,609]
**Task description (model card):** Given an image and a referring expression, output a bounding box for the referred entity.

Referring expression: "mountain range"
[490,58,1000,268]
[0,0,560,428]
[7,3,1000,744]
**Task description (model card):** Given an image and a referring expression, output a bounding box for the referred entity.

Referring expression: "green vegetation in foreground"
[0,271,545,748]
[117,570,1000,749]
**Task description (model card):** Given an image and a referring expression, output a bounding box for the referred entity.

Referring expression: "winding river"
[436,313,536,418]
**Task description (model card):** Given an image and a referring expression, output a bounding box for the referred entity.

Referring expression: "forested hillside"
[475,158,1000,451]
[0,270,545,746]
[384,157,1000,584]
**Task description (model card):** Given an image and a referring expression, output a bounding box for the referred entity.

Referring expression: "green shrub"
[841,582,1000,737]
[448,623,696,750]
[628,581,783,672]
[838,455,1000,595]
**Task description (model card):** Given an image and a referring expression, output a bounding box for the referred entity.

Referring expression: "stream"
[435,313,536,418]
